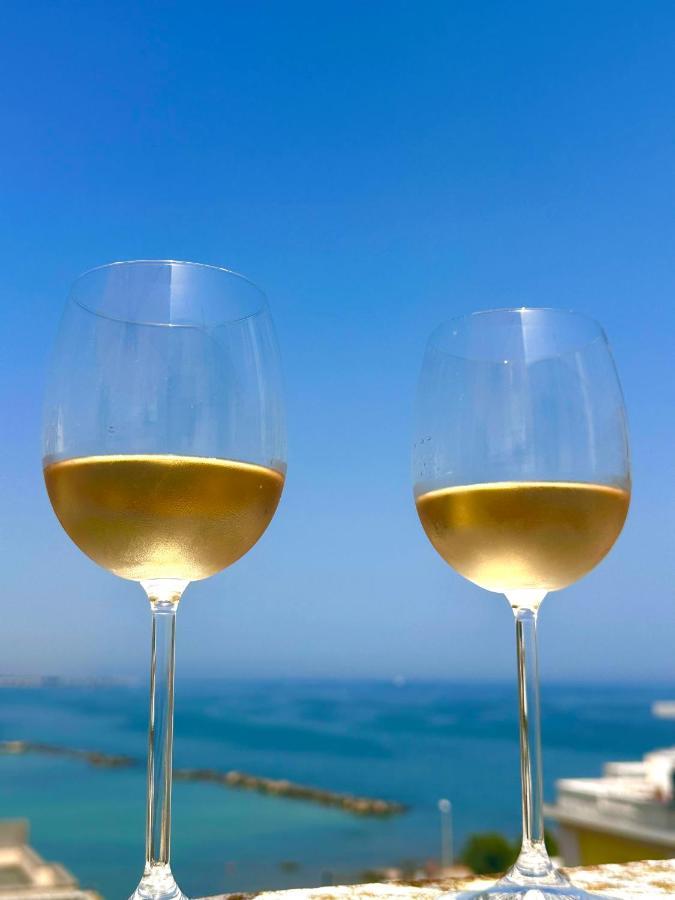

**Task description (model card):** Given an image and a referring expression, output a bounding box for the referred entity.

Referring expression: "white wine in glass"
[413,308,630,900]
[44,454,284,581]
[416,481,629,593]
[43,261,286,900]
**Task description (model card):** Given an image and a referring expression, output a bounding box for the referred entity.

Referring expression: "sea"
[1,679,673,899]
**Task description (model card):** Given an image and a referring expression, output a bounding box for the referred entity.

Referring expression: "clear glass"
[413,308,630,900]
[43,260,286,900]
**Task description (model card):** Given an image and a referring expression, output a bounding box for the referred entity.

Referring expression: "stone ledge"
[205,859,675,899]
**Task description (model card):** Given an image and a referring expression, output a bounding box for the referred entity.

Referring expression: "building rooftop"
[0,820,98,898]
[545,745,675,866]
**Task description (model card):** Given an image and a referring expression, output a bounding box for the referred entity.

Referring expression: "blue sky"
[1,0,674,681]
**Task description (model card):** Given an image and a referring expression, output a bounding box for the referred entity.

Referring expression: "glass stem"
[515,605,545,850]
[131,579,187,900]
[506,590,560,882]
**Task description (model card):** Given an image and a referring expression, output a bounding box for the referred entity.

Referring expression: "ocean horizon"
[2,678,673,898]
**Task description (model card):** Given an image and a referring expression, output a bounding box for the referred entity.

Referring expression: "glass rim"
[70,259,268,328]
[427,306,609,361]
[440,305,605,329]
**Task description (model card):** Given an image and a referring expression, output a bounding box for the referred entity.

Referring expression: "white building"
[0,820,99,898]
[545,747,675,866]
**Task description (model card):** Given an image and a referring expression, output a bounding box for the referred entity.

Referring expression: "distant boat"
[652,701,675,719]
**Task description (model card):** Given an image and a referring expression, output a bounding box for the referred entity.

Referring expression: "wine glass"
[43,260,286,900]
[412,308,630,900]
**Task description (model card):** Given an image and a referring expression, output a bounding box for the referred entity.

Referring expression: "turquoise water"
[1,680,673,898]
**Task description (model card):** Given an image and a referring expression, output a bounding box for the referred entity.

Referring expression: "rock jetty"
[0,740,134,768]
[0,741,406,817]
[173,768,406,817]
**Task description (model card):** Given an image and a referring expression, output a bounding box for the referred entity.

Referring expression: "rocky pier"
[173,768,406,817]
[0,741,405,817]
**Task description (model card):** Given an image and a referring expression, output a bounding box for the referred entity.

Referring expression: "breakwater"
[0,740,134,768]
[0,741,405,817]
[174,767,406,816]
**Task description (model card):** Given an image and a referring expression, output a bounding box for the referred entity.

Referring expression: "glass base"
[444,874,617,900]
[129,864,188,900]
[448,889,616,900]
[442,858,618,900]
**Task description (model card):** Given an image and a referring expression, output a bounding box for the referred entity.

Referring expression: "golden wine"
[44,454,285,582]
[415,481,629,593]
